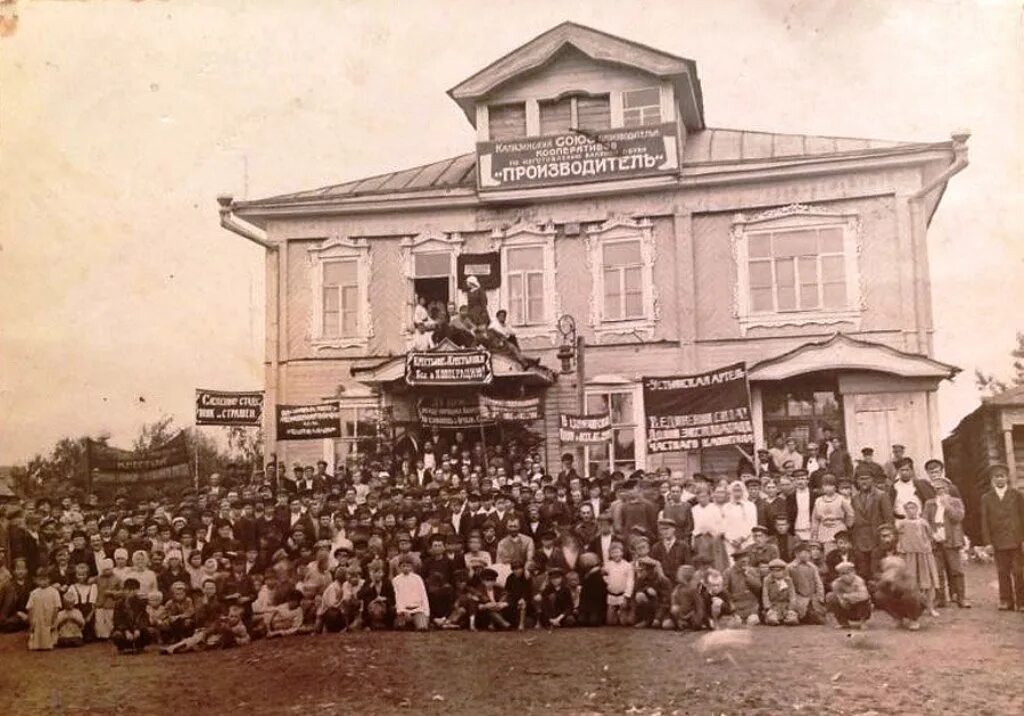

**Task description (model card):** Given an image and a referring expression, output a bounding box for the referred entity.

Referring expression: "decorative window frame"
[308,237,373,350]
[585,216,658,343]
[491,220,560,344]
[731,204,864,336]
[583,377,647,473]
[399,231,464,336]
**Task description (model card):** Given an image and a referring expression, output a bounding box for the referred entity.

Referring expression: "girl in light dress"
[722,480,757,555]
[895,501,940,617]
[811,475,854,552]
[26,569,62,651]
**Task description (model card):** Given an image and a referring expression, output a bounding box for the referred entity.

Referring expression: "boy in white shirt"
[392,556,430,631]
[601,542,634,626]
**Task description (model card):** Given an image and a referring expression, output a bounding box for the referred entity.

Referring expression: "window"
[334,404,379,467]
[489,103,527,140]
[506,246,545,325]
[586,390,637,476]
[732,205,862,334]
[747,227,846,313]
[539,97,571,135]
[602,240,644,321]
[622,87,661,127]
[585,217,658,339]
[322,260,359,338]
[308,237,372,349]
[493,222,560,341]
[576,95,611,131]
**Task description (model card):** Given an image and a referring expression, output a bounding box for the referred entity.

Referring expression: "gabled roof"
[447,21,704,129]
[982,384,1024,406]
[237,129,941,210]
[748,332,960,382]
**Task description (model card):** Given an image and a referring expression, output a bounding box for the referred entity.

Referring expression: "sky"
[0,0,1021,465]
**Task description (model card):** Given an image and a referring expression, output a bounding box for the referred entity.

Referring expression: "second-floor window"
[622,87,661,127]
[506,246,545,325]
[539,97,571,135]
[489,102,527,140]
[747,227,847,313]
[322,259,359,337]
[602,240,644,320]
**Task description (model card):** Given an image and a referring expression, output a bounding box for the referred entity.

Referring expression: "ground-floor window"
[333,404,380,467]
[585,388,638,477]
[761,375,842,450]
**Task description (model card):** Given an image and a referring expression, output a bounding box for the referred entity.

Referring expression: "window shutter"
[539,97,571,135]
[577,95,611,131]
[488,103,527,141]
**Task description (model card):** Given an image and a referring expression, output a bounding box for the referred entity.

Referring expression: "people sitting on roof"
[488,309,519,349]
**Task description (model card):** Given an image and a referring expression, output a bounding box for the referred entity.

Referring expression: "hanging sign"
[558,413,612,444]
[456,252,501,290]
[195,389,264,426]
[642,362,754,454]
[87,432,190,473]
[477,123,679,191]
[418,397,484,428]
[276,402,342,441]
[405,349,493,386]
[479,396,542,422]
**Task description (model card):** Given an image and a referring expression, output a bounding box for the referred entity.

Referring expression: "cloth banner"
[195,389,264,426]
[276,402,341,441]
[418,397,484,428]
[558,413,612,444]
[479,396,542,422]
[456,252,501,290]
[406,349,493,386]
[87,433,191,486]
[642,362,754,454]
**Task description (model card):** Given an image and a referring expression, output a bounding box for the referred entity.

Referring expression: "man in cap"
[888,457,935,520]
[883,444,907,482]
[786,469,817,541]
[855,447,886,484]
[980,463,1024,611]
[924,476,970,608]
[587,512,617,564]
[651,517,688,582]
[850,468,894,579]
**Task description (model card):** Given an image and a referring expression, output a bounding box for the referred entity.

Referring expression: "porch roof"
[350,344,556,388]
[747,333,960,382]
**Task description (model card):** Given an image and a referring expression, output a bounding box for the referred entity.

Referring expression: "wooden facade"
[221,22,966,478]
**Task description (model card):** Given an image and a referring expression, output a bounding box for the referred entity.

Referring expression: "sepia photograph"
[0,1,1022,714]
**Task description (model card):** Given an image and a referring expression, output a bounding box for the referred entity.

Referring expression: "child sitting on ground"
[392,556,430,631]
[471,568,510,630]
[265,589,306,638]
[503,560,532,630]
[111,577,150,654]
[873,555,927,631]
[55,592,85,648]
[632,557,673,629]
[723,549,762,626]
[537,567,574,628]
[762,559,799,625]
[825,561,872,629]
[699,568,733,630]
[670,565,705,630]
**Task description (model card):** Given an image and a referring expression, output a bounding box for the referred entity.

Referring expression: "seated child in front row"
[55,593,85,648]
[762,559,799,626]
[670,565,705,630]
[825,561,872,629]
[111,577,150,654]
[162,603,250,654]
[577,553,607,626]
[873,555,927,631]
[723,549,762,626]
[632,557,673,629]
[537,567,574,628]
[698,569,734,630]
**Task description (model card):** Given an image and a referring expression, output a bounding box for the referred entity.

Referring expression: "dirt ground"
[1,564,1022,716]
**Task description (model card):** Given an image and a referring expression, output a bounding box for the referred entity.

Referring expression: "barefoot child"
[895,502,940,617]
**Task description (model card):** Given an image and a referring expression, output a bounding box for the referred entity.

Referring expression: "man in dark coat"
[650,518,689,583]
[849,469,894,579]
[980,463,1024,611]
[888,458,936,520]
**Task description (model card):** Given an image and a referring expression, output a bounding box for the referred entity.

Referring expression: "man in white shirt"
[787,469,816,540]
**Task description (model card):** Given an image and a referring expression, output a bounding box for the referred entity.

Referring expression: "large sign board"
[558,413,612,444]
[477,123,679,191]
[405,350,493,386]
[276,402,341,441]
[418,397,483,428]
[87,432,190,473]
[195,389,264,426]
[642,362,754,454]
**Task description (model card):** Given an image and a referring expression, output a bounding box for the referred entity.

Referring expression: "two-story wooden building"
[218,22,965,477]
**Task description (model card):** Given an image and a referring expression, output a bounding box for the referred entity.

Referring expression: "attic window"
[577,95,611,131]
[489,103,527,140]
[623,87,661,127]
[539,97,571,135]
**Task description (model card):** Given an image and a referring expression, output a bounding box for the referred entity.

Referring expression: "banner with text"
[195,389,264,426]
[405,350,493,386]
[479,396,542,422]
[418,397,484,428]
[477,123,679,191]
[456,252,501,290]
[642,362,754,454]
[87,432,190,486]
[558,413,612,444]
[276,402,341,441]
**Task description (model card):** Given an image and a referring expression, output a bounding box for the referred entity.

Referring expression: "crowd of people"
[0,428,1021,658]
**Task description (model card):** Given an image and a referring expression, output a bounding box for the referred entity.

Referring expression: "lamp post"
[556,314,586,415]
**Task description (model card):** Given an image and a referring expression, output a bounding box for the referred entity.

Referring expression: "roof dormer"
[448,22,704,194]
